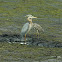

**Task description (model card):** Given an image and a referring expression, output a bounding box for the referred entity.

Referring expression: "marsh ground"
[0,0,62,62]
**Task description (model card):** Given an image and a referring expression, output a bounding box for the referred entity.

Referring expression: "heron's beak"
[32,17,37,18]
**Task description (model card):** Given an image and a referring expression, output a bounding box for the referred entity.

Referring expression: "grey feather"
[33,23,44,32]
[20,23,29,39]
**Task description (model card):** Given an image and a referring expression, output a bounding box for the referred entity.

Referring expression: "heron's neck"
[29,21,32,24]
[28,19,32,24]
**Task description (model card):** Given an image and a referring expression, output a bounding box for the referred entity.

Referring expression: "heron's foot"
[21,37,32,41]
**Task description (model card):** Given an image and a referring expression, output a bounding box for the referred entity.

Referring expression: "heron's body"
[20,23,29,41]
[33,23,44,32]
[21,23,29,36]
[20,22,33,41]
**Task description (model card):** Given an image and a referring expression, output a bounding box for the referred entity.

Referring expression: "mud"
[0,34,62,48]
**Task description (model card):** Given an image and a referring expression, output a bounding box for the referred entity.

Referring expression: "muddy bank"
[0,40,62,62]
[0,34,62,48]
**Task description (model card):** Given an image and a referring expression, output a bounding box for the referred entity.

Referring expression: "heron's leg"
[36,30,39,38]
[25,34,26,41]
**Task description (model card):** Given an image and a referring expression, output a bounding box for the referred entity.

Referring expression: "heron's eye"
[29,18,31,19]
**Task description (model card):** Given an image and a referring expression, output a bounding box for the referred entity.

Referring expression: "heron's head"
[25,15,37,22]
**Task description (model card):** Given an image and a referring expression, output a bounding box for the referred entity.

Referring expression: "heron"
[32,23,44,36]
[20,15,44,41]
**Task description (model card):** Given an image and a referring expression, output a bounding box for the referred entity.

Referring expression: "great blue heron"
[32,23,44,36]
[20,15,44,41]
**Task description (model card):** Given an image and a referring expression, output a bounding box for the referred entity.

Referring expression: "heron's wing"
[33,23,44,32]
[21,23,29,36]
